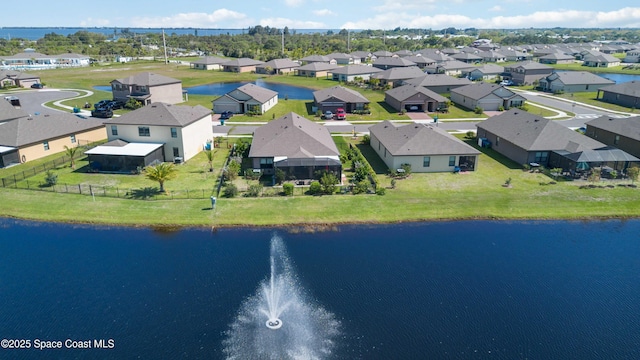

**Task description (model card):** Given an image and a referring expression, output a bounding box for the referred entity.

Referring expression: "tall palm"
[145,162,178,193]
[64,145,79,170]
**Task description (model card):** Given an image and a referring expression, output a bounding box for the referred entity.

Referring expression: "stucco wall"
[18,127,106,164]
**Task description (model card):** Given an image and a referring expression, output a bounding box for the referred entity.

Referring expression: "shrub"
[275,169,286,185]
[465,131,475,139]
[352,180,370,194]
[474,106,484,114]
[223,183,238,198]
[44,170,58,187]
[245,184,263,197]
[498,106,505,111]
[320,172,338,195]
[225,160,241,181]
[400,163,412,176]
[376,187,386,195]
[361,134,370,145]
[390,179,396,188]
[282,183,294,196]
[308,181,322,195]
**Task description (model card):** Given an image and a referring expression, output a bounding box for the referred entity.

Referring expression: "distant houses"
[111,72,185,106]
[213,83,278,115]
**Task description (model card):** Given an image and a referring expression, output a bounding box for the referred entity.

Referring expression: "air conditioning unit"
[174,157,183,164]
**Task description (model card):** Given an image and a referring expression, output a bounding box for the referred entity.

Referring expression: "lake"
[94,80,316,100]
[1,218,639,359]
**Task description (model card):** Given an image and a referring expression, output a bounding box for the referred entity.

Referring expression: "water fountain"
[223,235,340,359]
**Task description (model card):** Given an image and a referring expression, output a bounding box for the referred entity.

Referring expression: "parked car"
[335,108,346,120]
[220,111,234,120]
[94,100,112,109]
[500,80,513,86]
[108,100,125,110]
[91,108,113,118]
[31,83,44,89]
[323,110,334,120]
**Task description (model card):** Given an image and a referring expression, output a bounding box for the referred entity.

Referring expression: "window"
[173,147,179,157]
[614,135,620,145]
[170,127,178,138]
[43,141,49,151]
[259,158,273,169]
[449,156,456,167]
[111,125,118,136]
[496,137,500,146]
[70,134,76,143]
[138,127,150,137]
[534,152,548,164]
[423,156,431,167]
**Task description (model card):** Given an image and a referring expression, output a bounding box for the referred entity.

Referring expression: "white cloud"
[313,9,334,16]
[258,17,326,29]
[130,9,253,28]
[489,5,503,12]
[284,0,304,7]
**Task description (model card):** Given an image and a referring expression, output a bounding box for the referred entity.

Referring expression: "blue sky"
[4,1,640,29]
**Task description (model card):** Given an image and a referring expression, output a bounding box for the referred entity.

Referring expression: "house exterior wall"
[370,134,462,173]
[600,91,640,108]
[180,115,214,161]
[332,73,373,82]
[586,126,640,159]
[476,128,538,166]
[17,127,106,164]
[223,65,257,73]
[297,70,330,77]
[149,83,183,104]
[212,96,241,114]
[247,96,278,114]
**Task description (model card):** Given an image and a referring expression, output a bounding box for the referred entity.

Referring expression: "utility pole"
[281,29,284,56]
[162,29,168,64]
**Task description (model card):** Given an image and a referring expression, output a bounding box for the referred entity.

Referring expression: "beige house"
[111,72,185,106]
[221,58,265,73]
[0,100,105,165]
[190,56,227,70]
[295,62,339,78]
[0,70,41,88]
[101,103,213,165]
[369,121,480,172]
[212,83,278,115]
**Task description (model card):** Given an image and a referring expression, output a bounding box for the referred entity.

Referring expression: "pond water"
[597,73,640,84]
[2,218,640,359]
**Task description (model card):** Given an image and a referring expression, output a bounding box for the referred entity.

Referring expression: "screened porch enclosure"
[274,157,342,180]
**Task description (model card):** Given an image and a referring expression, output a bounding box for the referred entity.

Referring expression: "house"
[451,83,526,111]
[350,51,372,63]
[416,49,451,63]
[295,62,339,78]
[0,70,41,88]
[475,109,607,168]
[326,53,360,65]
[369,121,480,172]
[538,52,575,64]
[372,57,416,70]
[538,71,615,93]
[111,72,185,106]
[93,103,213,171]
[255,58,300,75]
[478,50,507,63]
[329,65,383,83]
[403,74,472,94]
[582,52,621,68]
[384,84,448,113]
[0,100,106,166]
[500,49,532,62]
[373,51,395,58]
[248,112,341,180]
[424,60,476,76]
[55,53,91,67]
[298,55,335,65]
[462,64,504,81]
[585,115,640,158]
[313,85,370,113]
[370,66,426,88]
[503,61,553,85]
[402,55,437,69]
[190,56,227,70]
[451,52,483,64]
[623,50,640,63]
[212,83,278,115]
[0,50,56,70]
[597,81,640,109]
[221,58,265,73]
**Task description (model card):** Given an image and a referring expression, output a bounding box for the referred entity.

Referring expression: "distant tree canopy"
[1,27,639,59]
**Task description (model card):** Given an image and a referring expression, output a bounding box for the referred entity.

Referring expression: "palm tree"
[204,149,214,172]
[145,162,178,193]
[64,145,79,170]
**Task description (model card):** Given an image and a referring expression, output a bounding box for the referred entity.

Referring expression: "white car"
[500,80,513,86]
[324,111,334,120]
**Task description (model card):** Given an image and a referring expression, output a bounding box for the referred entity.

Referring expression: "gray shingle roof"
[190,56,227,65]
[0,112,104,148]
[105,102,211,127]
[234,83,278,103]
[451,82,516,100]
[313,86,369,104]
[249,112,339,158]
[403,74,472,87]
[585,115,640,142]
[112,72,181,86]
[296,62,339,71]
[599,81,640,97]
[371,66,425,81]
[256,58,300,70]
[546,71,614,85]
[385,85,447,103]
[221,58,265,67]
[369,120,480,156]
[476,109,605,151]
[329,65,383,76]
[373,57,417,67]
[0,97,26,122]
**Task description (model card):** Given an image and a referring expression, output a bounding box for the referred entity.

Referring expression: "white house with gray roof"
[403,74,473,94]
[538,71,615,93]
[212,83,278,115]
[111,72,184,105]
[255,58,300,75]
[248,112,341,180]
[100,102,213,168]
[190,56,227,70]
[462,64,504,81]
[329,65,383,82]
[384,84,448,113]
[451,83,526,111]
[372,57,416,70]
[221,58,265,73]
[313,86,370,113]
[295,62,339,77]
[369,121,480,172]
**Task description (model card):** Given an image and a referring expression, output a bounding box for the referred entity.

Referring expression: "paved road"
[1,89,82,116]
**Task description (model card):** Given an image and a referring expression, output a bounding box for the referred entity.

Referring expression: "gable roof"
[404,74,472,87]
[451,82,516,100]
[256,58,300,70]
[373,57,417,68]
[190,56,227,65]
[299,55,332,63]
[313,85,369,104]
[371,66,425,81]
[545,71,615,85]
[221,58,265,67]
[105,102,211,127]
[112,72,181,86]
[507,60,553,71]
[468,64,504,75]
[0,112,104,147]
[0,97,27,121]
[385,84,447,103]
[234,83,278,103]
[599,81,640,97]
[585,115,640,142]
[370,120,480,156]
[296,62,339,71]
[329,64,383,76]
[249,112,339,158]
[476,109,605,152]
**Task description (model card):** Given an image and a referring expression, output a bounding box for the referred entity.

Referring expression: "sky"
[3,1,640,30]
